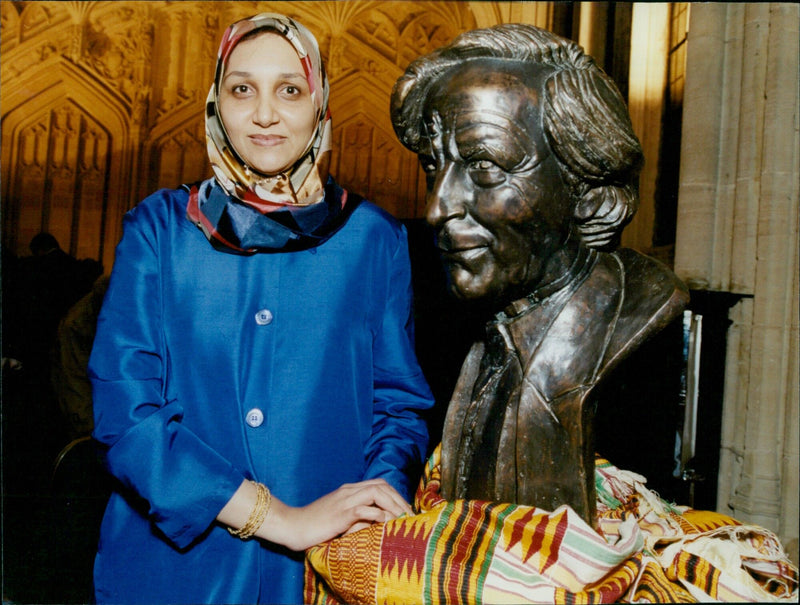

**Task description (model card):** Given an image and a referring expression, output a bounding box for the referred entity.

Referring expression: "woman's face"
[218,32,317,175]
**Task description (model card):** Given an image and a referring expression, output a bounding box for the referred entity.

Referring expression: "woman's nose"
[253,95,278,126]
[425,163,469,228]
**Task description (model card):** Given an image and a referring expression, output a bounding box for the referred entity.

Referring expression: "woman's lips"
[248,134,285,147]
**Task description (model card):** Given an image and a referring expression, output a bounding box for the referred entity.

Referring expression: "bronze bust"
[391,24,688,524]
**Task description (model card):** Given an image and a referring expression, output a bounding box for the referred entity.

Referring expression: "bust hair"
[391,24,644,250]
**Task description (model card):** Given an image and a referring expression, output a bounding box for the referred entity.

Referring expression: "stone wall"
[674,2,799,563]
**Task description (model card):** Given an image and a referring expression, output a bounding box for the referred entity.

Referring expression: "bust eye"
[468,158,505,187]
[470,159,495,171]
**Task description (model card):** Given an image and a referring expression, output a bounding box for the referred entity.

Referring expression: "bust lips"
[435,227,492,256]
[439,246,488,265]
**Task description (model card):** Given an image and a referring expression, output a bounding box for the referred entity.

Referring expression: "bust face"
[419,59,578,306]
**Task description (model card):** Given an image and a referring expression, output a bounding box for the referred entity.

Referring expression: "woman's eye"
[280,83,307,99]
[232,84,250,95]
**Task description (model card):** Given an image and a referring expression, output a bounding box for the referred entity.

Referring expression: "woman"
[89,13,433,604]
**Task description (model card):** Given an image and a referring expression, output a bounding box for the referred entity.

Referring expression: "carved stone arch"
[266,0,380,44]
[17,0,68,44]
[331,69,399,139]
[327,33,404,102]
[347,6,403,65]
[395,11,467,72]
[1,57,132,270]
[330,75,423,218]
[0,2,22,53]
[394,1,478,37]
[144,104,209,195]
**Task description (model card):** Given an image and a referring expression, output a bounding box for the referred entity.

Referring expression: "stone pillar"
[622,2,670,254]
[674,2,799,563]
[468,1,557,30]
[578,2,609,67]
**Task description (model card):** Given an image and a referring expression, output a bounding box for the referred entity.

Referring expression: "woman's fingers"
[338,479,413,517]
[344,521,371,535]
[307,481,410,541]
[259,479,414,551]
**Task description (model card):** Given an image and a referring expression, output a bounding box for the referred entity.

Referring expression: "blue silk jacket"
[89,181,434,604]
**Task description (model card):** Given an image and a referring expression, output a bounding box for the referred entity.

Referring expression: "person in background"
[50,275,110,440]
[7,232,102,374]
[89,13,433,604]
[2,233,102,493]
[2,244,22,371]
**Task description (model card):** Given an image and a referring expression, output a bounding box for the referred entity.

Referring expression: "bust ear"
[573,184,636,251]
[574,187,606,222]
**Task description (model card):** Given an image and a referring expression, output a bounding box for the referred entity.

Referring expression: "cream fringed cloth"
[305,445,797,604]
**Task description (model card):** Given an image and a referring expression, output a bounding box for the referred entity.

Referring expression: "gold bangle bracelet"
[228,481,271,540]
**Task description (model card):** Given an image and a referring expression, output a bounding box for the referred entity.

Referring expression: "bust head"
[391,24,643,305]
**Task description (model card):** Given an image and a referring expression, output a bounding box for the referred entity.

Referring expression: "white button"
[255,309,273,325]
[245,408,264,428]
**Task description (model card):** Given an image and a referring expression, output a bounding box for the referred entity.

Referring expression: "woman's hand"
[218,478,412,551]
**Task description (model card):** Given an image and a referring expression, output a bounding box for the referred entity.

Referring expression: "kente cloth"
[305,445,798,604]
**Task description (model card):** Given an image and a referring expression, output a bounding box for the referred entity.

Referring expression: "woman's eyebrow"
[222,70,249,82]
[223,70,305,80]
[277,71,306,80]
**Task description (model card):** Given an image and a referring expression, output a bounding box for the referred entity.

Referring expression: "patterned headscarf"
[206,13,332,208]
[188,13,357,254]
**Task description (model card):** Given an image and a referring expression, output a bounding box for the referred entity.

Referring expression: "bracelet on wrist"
[228,480,271,540]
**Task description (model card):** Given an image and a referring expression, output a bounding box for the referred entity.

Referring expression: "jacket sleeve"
[89,198,244,549]
[362,225,435,502]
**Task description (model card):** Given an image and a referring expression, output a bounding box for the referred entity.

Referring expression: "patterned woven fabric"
[305,446,798,604]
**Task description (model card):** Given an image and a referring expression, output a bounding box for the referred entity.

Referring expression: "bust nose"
[425,162,469,229]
